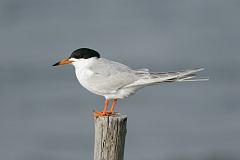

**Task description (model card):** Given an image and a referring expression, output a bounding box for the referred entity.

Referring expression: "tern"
[53,48,207,116]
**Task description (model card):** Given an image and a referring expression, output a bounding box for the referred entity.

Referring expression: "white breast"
[72,58,102,95]
[75,66,106,96]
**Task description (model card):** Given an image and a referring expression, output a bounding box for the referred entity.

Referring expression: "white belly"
[75,69,141,99]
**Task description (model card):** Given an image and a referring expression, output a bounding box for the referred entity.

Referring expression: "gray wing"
[87,58,139,93]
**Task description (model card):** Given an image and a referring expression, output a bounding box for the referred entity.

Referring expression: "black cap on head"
[69,48,100,59]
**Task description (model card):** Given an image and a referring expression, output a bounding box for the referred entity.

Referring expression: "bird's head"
[53,48,100,67]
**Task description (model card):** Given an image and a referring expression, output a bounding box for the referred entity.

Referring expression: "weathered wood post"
[93,114,127,160]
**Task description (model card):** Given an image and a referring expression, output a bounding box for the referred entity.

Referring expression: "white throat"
[71,57,98,71]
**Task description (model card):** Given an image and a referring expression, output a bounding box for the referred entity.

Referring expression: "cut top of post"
[94,113,127,122]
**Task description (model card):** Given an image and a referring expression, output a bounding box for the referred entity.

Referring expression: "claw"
[94,111,116,117]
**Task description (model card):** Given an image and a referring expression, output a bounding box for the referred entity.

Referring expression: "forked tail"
[158,68,209,82]
[125,68,208,88]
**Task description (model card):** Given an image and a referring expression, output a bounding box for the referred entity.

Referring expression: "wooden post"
[94,114,127,160]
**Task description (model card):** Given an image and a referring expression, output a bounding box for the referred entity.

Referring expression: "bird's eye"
[70,53,81,59]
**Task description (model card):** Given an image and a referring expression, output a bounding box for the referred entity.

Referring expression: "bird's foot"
[94,111,116,117]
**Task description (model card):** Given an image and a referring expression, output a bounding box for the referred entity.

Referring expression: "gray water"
[1,1,240,160]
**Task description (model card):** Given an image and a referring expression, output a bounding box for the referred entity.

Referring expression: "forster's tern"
[53,48,207,116]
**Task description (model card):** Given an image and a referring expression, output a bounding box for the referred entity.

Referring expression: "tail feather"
[176,78,209,82]
[150,68,204,81]
[125,68,207,88]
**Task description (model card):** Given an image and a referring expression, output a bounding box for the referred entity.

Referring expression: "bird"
[53,48,207,116]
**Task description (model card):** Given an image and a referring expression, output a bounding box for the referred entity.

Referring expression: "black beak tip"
[52,62,60,66]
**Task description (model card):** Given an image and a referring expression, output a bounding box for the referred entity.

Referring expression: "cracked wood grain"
[94,114,127,160]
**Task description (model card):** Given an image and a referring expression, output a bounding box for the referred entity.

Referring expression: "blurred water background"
[0,1,240,160]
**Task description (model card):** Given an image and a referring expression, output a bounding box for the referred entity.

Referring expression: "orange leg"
[102,99,109,114]
[109,98,117,113]
[95,99,109,116]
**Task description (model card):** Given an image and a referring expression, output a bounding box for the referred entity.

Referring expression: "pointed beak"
[53,58,73,66]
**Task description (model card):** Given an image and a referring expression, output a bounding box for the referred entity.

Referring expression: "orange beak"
[53,58,73,66]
